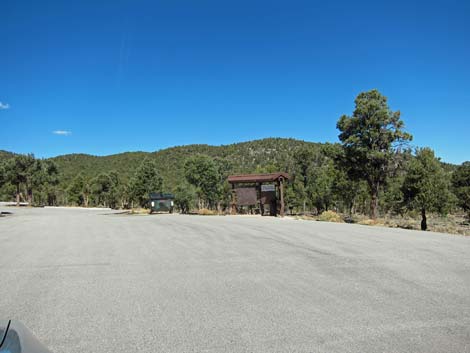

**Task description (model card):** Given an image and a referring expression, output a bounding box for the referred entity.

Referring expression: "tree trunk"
[369,182,379,219]
[421,208,427,231]
[16,184,20,207]
[27,188,33,206]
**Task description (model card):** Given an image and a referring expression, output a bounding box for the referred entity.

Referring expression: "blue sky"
[1,0,469,163]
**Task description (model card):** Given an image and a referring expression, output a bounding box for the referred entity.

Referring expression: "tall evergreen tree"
[32,160,60,206]
[5,154,36,206]
[309,160,336,213]
[91,173,113,207]
[184,155,220,209]
[331,168,360,216]
[293,147,316,213]
[174,183,196,214]
[402,148,451,231]
[0,161,5,189]
[129,158,163,207]
[90,171,121,208]
[337,89,412,219]
[25,159,44,205]
[452,161,470,220]
[67,174,90,206]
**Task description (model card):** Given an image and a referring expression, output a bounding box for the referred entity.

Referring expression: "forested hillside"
[0,138,323,209]
[51,152,149,185]
[50,138,319,188]
[0,150,15,161]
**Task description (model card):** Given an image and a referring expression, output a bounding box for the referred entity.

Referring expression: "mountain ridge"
[40,137,323,188]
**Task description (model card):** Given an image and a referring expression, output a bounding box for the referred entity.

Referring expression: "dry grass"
[128,208,150,215]
[197,208,220,216]
[293,214,316,221]
[357,214,469,236]
[124,207,469,235]
[357,218,386,226]
[317,210,344,223]
[293,211,469,236]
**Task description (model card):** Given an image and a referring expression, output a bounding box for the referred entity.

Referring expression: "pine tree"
[337,89,412,219]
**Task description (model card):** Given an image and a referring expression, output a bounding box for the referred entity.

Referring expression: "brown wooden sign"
[235,187,257,206]
[228,172,291,216]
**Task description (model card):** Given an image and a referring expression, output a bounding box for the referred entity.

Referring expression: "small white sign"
[261,184,275,192]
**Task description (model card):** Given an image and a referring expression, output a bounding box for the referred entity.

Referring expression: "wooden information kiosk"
[227,172,290,216]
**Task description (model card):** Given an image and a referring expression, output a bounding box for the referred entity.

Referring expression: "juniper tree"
[402,148,451,231]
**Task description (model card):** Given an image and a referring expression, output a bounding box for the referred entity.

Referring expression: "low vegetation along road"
[0,208,469,353]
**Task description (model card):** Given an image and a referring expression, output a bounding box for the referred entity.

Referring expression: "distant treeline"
[1,90,469,230]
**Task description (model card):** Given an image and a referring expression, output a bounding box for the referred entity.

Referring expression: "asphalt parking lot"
[0,207,469,353]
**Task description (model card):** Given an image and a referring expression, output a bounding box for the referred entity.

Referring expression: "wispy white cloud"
[0,102,10,110]
[52,130,72,136]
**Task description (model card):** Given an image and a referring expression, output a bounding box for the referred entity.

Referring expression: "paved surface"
[0,207,469,353]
